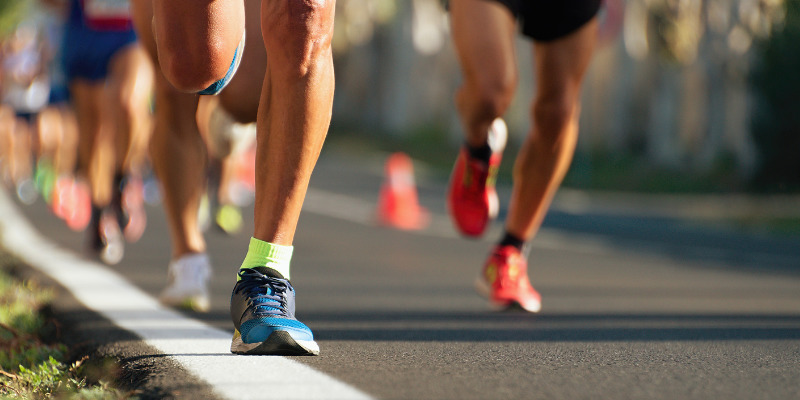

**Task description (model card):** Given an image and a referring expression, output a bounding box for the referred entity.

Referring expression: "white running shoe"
[159,253,212,312]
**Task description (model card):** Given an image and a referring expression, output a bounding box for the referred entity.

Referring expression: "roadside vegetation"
[0,254,133,399]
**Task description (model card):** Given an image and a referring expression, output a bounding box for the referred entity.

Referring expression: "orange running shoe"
[447,118,507,237]
[475,245,541,313]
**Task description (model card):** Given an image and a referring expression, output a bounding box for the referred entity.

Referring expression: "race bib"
[82,0,132,30]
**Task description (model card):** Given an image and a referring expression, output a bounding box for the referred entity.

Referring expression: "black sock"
[466,142,492,164]
[499,231,526,252]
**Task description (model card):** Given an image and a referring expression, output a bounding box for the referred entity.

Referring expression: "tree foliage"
[750,0,800,191]
[0,0,29,38]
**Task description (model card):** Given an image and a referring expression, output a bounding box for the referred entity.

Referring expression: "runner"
[60,0,154,264]
[135,0,335,356]
[447,0,601,312]
[0,24,51,204]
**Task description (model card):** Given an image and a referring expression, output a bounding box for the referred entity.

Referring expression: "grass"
[0,253,134,399]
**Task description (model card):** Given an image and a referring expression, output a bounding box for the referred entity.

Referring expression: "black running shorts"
[487,0,603,41]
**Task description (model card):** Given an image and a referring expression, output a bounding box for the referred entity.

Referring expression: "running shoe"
[447,118,507,237]
[230,267,319,356]
[87,208,124,265]
[159,253,212,312]
[475,245,541,313]
[52,176,91,231]
[16,178,37,205]
[34,159,57,204]
[111,175,147,243]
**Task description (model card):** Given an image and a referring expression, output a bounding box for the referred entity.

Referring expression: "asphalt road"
[6,149,800,399]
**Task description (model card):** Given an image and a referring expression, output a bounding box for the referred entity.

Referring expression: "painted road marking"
[0,189,372,400]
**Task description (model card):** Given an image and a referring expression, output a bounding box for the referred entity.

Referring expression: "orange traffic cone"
[376,152,429,230]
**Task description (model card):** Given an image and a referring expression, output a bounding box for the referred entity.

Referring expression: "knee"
[261,0,335,78]
[532,94,577,143]
[160,40,238,93]
[462,71,517,121]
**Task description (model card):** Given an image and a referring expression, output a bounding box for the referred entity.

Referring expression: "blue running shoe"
[229,267,319,355]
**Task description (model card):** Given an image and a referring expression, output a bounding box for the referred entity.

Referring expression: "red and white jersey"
[81,0,132,31]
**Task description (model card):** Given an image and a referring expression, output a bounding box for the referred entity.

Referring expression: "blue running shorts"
[61,0,137,82]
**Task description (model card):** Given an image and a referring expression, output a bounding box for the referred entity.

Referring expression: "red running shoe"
[52,177,91,232]
[447,118,507,237]
[475,245,541,313]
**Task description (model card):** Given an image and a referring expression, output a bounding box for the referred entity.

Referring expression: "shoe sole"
[473,277,542,313]
[230,330,320,356]
[159,295,210,313]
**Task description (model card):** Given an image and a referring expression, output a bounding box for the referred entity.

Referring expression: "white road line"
[0,189,372,400]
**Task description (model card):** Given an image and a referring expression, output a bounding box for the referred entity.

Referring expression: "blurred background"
[2,0,798,220]
[328,0,796,193]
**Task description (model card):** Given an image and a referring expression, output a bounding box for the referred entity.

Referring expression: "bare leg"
[133,1,207,257]
[218,0,266,123]
[505,20,598,240]
[56,105,79,177]
[254,0,335,245]
[0,106,17,183]
[70,80,114,206]
[105,43,154,175]
[151,0,245,92]
[450,0,517,148]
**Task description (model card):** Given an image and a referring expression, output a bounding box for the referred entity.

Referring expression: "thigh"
[106,43,154,108]
[450,0,518,89]
[218,0,266,124]
[130,0,158,63]
[532,17,598,100]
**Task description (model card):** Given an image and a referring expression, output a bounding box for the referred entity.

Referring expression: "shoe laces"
[236,268,292,317]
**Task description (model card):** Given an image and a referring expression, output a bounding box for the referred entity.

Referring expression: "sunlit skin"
[70,44,153,207]
[450,0,598,242]
[142,0,335,253]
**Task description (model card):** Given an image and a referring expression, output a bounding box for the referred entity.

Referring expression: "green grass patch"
[0,260,134,399]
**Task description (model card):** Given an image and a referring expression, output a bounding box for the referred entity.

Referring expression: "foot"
[475,245,541,313]
[214,204,243,235]
[52,176,91,231]
[447,118,507,237]
[230,267,319,356]
[87,208,124,265]
[159,253,212,312]
[111,175,147,243]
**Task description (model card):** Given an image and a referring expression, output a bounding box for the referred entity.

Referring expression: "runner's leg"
[505,19,598,240]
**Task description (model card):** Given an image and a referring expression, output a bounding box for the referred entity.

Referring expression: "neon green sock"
[239,237,293,280]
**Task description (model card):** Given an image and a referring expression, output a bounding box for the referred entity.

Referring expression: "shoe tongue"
[252,266,285,280]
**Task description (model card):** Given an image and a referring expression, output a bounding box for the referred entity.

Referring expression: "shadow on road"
[196,310,800,343]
